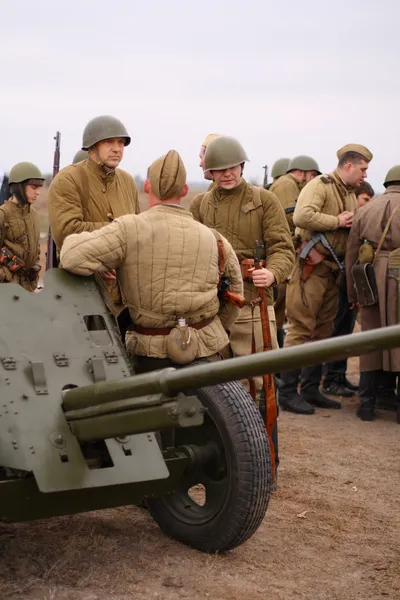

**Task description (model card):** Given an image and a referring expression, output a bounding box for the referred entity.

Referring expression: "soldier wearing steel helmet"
[266,158,291,189]
[72,150,89,164]
[270,155,321,235]
[0,162,44,291]
[190,135,295,401]
[269,155,320,347]
[346,165,400,422]
[48,115,139,306]
[279,143,373,415]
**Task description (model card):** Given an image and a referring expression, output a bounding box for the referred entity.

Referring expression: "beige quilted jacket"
[60,204,243,358]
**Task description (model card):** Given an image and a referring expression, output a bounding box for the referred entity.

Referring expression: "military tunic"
[346,186,400,372]
[269,173,301,235]
[0,200,40,292]
[190,178,295,397]
[285,171,357,346]
[48,158,139,304]
[60,205,243,359]
[269,173,302,330]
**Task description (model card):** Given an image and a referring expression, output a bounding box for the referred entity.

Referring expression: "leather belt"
[131,317,214,336]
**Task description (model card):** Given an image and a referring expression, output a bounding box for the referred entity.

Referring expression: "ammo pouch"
[299,241,324,282]
[352,205,400,308]
[167,324,199,365]
[240,258,266,281]
[358,240,375,264]
[351,263,378,307]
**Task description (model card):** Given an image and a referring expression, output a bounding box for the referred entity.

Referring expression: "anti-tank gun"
[1,270,400,552]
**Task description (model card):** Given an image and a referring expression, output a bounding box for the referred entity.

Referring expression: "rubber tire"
[147,380,272,553]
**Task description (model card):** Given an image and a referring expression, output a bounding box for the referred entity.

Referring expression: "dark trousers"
[324,275,356,384]
[359,370,399,406]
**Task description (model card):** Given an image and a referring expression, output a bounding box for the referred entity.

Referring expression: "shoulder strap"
[373,204,400,264]
[210,228,225,279]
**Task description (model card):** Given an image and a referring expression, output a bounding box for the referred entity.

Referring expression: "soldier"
[346,165,400,421]
[267,158,291,189]
[270,155,321,234]
[190,136,295,399]
[322,181,375,397]
[72,150,89,164]
[0,162,44,292]
[355,180,375,209]
[59,150,243,371]
[279,143,373,414]
[48,115,139,307]
[270,155,320,347]
[199,133,221,182]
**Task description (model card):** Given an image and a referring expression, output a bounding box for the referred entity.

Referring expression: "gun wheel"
[147,380,272,553]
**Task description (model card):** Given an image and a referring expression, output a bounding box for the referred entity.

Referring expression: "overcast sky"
[0,0,398,190]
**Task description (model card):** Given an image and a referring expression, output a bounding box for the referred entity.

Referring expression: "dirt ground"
[19,190,400,599]
[1,357,399,600]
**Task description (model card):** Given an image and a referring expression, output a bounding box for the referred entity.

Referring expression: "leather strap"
[217,239,225,276]
[131,317,214,336]
[373,205,400,264]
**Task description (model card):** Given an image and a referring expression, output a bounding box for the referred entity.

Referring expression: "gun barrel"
[66,395,204,442]
[62,325,400,410]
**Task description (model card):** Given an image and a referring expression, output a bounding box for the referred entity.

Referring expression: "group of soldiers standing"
[0,115,399,427]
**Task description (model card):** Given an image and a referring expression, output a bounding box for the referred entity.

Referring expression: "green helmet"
[8,162,44,184]
[287,155,321,174]
[271,158,291,179]
[384,165,400,188]
[72,150,89,164]
[204,136,249,171]
[82,115,131,150]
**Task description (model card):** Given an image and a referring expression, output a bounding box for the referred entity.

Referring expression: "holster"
[299,241,324,282]
[351,263,378,307]
[241,258,266,281]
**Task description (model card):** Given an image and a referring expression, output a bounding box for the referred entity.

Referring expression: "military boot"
[301,365,342,409]
[357,371,377,421]
[376,372,398,411]
[278,369,315,415]
[357,402,375,421]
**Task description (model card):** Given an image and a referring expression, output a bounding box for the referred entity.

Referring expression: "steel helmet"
[82,115,131,150]
[204,136,249,171]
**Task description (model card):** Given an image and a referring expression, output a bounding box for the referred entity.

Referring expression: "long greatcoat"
[346,185,400,372]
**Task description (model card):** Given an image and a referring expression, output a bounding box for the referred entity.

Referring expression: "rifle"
[45,132,61,270]
[300,232,344,273]
[262,165,269,189]
[0,247,41,280]
[219,276,246,308]
[251,240,277,479]
[216,238,246,308]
